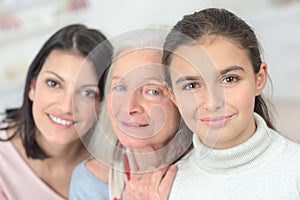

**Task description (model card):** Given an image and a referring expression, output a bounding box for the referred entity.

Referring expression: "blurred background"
[0,0,299,141]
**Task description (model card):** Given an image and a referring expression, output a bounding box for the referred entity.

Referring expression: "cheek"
[31,89,52,112]
[149,103,167,121]
[174,93,200,133]
[150,104,179,143]
[76,99,98,115]
[227,89,255,112]
[106,96,113,118]
[107,93,124,118]
[147,104,167,136]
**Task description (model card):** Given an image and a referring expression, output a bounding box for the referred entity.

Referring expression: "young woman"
[69,29,192,200]
[122,8,300,200]
[0,24,112,199]
[162,8,300,199]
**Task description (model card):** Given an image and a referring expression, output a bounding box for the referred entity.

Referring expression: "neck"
[127,142,172,172]
[35,134,89,165]
[191,113,277,174]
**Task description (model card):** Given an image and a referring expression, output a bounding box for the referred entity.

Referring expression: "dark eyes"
[182,82,200,90]
[46,80,59,88]
[221,76,239,84]
[46,79,97,99]
[181,75,239,91]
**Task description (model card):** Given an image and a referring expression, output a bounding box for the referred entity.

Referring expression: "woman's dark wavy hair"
[162,8,275,130]
[0,24,113,159]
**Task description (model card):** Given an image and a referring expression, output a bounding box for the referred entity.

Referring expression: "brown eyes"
[46,79,59,88]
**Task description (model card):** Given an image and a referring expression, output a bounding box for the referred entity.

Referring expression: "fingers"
[158,165,178,199]
[149,166,169,190]
[122,165,178,200]
[123,172,151,200]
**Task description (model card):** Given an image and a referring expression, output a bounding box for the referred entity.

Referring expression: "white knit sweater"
[169,114,300,200]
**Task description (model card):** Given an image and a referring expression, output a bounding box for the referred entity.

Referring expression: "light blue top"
[69,160,109,200]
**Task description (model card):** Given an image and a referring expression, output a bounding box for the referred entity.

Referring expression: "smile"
[122,122,149,127]
[200,115,233,128]
[48,114,74,126]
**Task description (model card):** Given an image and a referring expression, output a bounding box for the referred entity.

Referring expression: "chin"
[118,137,149,149]
[48,135,80,146]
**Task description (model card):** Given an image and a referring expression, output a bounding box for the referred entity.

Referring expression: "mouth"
[200,114,234,128]
[48,114,75,126]
[121,122,149,128]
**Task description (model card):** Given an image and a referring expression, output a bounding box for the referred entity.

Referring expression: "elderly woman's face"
[106,50,180,150]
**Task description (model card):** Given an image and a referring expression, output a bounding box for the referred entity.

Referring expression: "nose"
[57,92,73,114]
[127,89,145,115]
[202,86,225,112]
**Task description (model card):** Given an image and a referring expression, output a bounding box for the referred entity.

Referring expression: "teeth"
[49,115,73,126]
[127,123,147,127]
[127,123,139,127]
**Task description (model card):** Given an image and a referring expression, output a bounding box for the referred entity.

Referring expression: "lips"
[200,115,233,128]
[121,122,149,128]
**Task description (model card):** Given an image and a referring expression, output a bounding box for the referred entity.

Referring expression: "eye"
[143,84,165,98]
[182,82,200,90]
[147,89,160,96]
[115,85,126,92]
[222,75,239,84]
[81,90,97,99]
[46,80,59,88]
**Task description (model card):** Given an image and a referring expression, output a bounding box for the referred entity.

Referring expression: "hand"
[122,165,178,200]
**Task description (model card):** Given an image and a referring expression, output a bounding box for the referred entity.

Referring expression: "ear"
[255,62,268,96]
[28,79,36,101]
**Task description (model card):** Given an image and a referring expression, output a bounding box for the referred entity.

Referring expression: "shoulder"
[86,158,109,183]
[282,135,300,155]
[70,159,109,199]
[0,124,15,154]
[70,158,109,186]
[271,130,300,162]
[71,159,105,184]
[0,123,8,139]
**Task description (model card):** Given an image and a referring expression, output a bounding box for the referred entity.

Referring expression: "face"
[29,50,100,145]
[106,50,180,151]
[169,36,267,149]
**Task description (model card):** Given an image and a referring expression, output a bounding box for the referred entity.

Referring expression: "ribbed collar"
[191,113,284,175]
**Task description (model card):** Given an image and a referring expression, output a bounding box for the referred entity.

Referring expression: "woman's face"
[29,50,100,145]
[107,50,180,151]
[169,36,267,149]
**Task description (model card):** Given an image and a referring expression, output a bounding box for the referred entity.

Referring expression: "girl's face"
[169,36,267,149]
[107,50,180,151]
[29,50,99,145]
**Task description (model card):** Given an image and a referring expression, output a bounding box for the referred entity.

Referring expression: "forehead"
[41,49,97,82]
[170,36,251,76]
[112,50,164,80]
[42,50,84,67]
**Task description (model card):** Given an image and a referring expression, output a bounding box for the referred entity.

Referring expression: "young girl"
[161,8,300,199]
[0,24,112,199]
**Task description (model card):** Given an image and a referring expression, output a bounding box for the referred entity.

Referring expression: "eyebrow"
[112,75,163,83]
[175,65,245,84]
[80,84,98,88]
[219,65,245,75]
[112,75,121,81]
[175,76,203,84]
[45,71,64,82]
[46,71,97,87]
